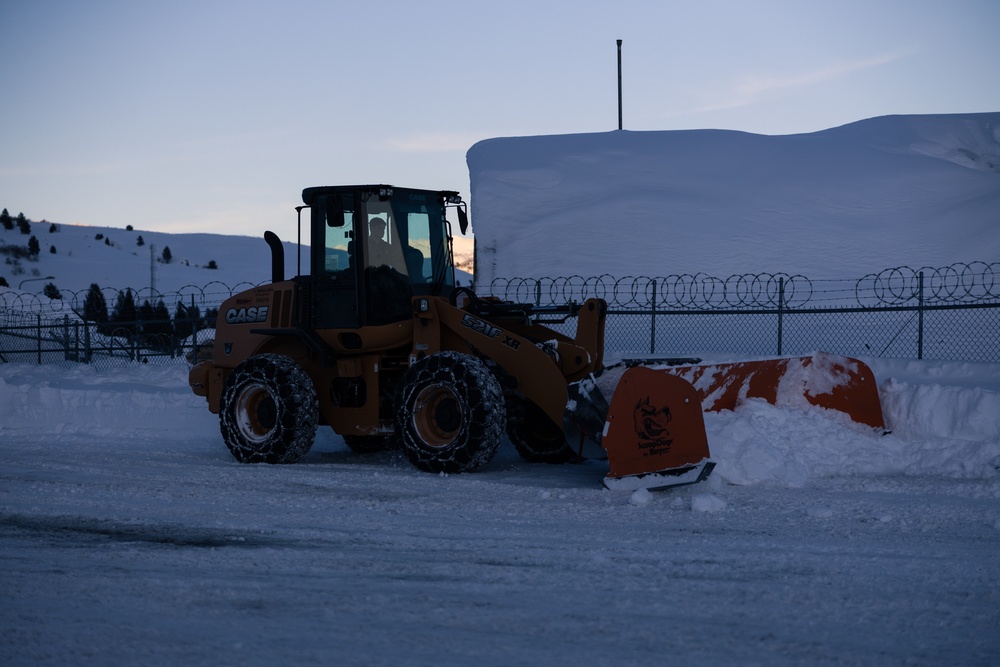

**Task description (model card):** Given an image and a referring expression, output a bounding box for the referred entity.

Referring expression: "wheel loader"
[189,184,885,490]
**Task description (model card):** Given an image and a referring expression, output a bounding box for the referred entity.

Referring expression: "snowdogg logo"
[633,396,673,456]
[225,306,269,325]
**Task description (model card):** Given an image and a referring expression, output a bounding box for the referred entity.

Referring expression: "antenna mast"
[617,39,623,130]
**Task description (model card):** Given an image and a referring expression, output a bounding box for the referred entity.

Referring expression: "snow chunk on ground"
[691,492,727,512]
[627,488,653,506]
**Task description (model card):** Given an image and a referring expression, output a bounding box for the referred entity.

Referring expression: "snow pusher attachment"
[661,352,886,431]
[565,367,716,491]
[564,352,885,491]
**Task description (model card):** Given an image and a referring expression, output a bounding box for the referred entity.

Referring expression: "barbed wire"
[2,263,998,319]
[490,273,812,309]
[488,262,1000,309]
[0,280,267,319]
[855,262,1000,306]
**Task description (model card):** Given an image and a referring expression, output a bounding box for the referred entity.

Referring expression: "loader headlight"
[416,298,430,313]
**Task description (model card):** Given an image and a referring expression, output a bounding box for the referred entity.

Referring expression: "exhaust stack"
[264,231,284,283]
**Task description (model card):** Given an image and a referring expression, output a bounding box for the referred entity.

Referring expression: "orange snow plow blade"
[600,366,716,491]
[565,352,885,491]
[660,352,886,430]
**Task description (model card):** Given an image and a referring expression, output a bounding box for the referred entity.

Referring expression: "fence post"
[63,315,70,361]
[649,279,657,355]
[534,280,542,307]
[777,277,784,355]
[84,322,91,364]
[192,318,199,362]
[917,271,924,360]
[36,313,42,364]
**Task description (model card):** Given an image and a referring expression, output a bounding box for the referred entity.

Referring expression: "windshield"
[369,189,455,295]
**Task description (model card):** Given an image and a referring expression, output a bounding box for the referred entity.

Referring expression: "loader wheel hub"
[235,383,277,443]
[412,384,463,448]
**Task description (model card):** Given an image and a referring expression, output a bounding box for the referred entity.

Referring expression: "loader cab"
[301,185,465,329]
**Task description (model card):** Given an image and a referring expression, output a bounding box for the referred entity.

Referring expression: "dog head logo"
[634,396,672,444]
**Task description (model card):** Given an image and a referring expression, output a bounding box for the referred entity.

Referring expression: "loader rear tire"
[395,351,504,474]
[219,354,318,464]
[507,399,575,464]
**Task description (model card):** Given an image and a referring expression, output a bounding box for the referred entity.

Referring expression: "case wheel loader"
[189,184,885,490]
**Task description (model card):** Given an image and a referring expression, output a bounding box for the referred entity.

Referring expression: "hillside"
[468,113,1000,285]
[1,219,473,304]
[0,220,292,299]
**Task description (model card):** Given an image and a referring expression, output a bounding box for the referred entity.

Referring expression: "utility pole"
[617,39,623,130]
[150,243,156,293]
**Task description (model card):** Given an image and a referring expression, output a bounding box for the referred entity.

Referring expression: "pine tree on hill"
[142,299,174,350]
[173,301,193,342]
[28,236,40,256]
[161,246,172,263]
[43,283,62,299]
[83,284,109,326]
[110,289,138,338]
[1,209,12,230]
[17,213,30,234]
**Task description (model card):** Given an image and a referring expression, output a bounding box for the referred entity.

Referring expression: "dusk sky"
[2,0,998,253]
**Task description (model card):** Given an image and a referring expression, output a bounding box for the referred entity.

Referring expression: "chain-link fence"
[3,264,999,367]
[485,262,1000,362]
[0,282,260,369]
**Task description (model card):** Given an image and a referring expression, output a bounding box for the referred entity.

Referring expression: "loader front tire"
[220,354,318,464]
[507,399,575,464]
[396,351,504,474]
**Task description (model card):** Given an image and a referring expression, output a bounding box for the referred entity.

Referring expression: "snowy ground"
[2,358,999,666]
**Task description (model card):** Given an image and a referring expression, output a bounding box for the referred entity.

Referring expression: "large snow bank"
[0,363,216,437]
[467,113,1000,285]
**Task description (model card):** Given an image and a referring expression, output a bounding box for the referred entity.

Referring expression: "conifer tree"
[17,213,30,234]
[83,284,109,325]
[43,282,62,299]
[1,209,12,230]
[28,235,40,256]
[173,301,196,341]
[110,289,138,338]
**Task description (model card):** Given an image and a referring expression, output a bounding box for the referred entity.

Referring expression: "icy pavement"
[1,362,999,666]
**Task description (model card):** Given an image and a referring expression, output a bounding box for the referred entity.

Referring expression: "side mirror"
[457,207,469,235]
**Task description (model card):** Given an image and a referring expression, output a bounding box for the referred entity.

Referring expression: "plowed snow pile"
[468,113,1000,283]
